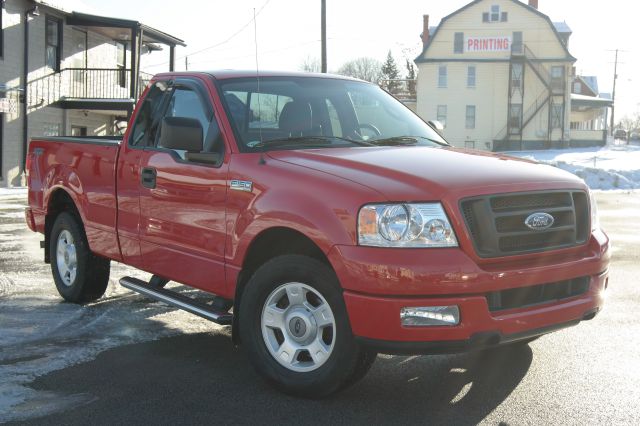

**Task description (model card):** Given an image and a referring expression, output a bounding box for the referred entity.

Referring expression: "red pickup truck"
[25,71,610,397]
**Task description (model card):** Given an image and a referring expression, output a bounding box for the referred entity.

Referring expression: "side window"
[164,87,211,132]
[162,86,225,155]
[129,83,167,147]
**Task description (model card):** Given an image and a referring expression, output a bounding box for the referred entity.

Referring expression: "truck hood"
[267,146,586,200]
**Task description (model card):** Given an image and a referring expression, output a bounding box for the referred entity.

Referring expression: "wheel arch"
[232,226,334,345]
[44,188,84,263]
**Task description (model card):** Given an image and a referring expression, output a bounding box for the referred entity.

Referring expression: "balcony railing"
[27,68,151,108]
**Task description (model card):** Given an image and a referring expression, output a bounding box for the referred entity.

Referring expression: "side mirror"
[428,120,445,135]
[158,117,203,153]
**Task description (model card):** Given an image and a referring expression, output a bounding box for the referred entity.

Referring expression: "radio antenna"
[254,7,264,147]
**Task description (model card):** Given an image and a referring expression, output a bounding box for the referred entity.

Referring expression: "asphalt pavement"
[1,191,639,425]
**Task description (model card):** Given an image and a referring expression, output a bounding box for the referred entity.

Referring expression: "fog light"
[401,306,460,327]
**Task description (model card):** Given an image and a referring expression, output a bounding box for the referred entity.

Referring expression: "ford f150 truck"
[25,71,610,397]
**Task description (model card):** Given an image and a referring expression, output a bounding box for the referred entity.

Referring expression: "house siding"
[416,0,574,151]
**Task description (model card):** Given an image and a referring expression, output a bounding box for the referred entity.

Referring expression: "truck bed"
[27,135,123,261]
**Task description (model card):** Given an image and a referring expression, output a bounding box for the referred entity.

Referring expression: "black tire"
[50,211,110,303]
[239,255,372,398]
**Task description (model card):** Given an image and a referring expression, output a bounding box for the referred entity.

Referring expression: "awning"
[571,93,613,109]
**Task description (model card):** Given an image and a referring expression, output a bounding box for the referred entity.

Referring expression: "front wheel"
[50,212,110,303]
[239,255,375,397]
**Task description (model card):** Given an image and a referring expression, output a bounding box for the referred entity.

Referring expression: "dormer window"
[483,5,508,22]
[491,5,500,21]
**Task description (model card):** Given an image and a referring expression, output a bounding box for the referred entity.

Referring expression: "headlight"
[358,203,458,247]
[589,190,600,231]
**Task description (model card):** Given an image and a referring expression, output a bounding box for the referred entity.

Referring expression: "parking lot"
[1,191,639,425]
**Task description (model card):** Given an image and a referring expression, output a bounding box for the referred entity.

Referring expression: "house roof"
[581,76,599,94]
[552,21,572,34]
[32,1,185,47]
[416,0,576,63]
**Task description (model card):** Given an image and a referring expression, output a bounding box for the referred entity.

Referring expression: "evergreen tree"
[381,51,400,93]
[406,59,416,97]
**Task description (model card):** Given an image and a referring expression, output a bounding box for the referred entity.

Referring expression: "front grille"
[486,276,590,312]
[460,190,590,258]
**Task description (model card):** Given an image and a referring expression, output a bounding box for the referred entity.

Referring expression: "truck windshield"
[217,76,448,152]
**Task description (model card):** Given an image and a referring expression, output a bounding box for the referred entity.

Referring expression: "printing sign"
[0,98,17,114]
[465,36,512,52]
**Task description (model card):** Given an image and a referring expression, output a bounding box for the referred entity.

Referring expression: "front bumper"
[329,230,610,354]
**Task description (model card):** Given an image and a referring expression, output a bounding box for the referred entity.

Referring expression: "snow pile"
[505,144,640,190]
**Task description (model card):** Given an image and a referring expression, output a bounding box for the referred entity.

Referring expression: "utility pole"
[321,0,327,73]
[610,49,618,136]
[185,56,189,71]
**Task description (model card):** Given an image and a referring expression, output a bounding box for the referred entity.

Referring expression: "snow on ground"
[505,142,640,191]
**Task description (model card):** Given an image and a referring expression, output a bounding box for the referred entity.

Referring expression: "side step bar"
[119,276,233,325]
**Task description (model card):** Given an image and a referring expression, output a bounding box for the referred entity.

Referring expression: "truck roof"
[152,70,366,83]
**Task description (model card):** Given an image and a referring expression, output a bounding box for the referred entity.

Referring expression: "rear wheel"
[239,255,375,397]
[50,212,110,303]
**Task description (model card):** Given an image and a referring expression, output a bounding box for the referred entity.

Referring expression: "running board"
[119,276,233,325]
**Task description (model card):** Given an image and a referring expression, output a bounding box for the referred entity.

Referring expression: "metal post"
[21,11,29,174]
[169,45,175,72]
[610,49,618,136]
[130,26,137,100]
[321,0,327,73]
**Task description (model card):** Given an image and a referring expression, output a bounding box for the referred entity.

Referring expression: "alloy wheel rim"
[261,282,336,372]
[56,230,78,287]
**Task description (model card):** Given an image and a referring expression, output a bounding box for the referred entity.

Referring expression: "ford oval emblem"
[524,212,555,231]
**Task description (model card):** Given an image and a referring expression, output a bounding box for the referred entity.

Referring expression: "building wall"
[1,0,128,187]
[416,0,574,151]
[1,0,28,186]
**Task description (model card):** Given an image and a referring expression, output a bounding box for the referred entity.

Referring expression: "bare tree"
[337,57,383,83]
[300,56,321,73]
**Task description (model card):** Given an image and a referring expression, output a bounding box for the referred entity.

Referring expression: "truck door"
[116,81,171,268]
[137,78,229,295]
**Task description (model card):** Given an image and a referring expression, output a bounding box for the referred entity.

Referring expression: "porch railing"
[27,68,151,108]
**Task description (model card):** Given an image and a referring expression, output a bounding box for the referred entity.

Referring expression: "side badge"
[230,180,253,192]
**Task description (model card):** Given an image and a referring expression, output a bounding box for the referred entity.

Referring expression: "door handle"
[141,167,157,189]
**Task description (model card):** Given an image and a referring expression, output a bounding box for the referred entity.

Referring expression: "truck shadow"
[26,331,533,425]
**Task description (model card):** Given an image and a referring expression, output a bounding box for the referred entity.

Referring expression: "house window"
[482,12,489,22]
[116,42,127,88]
[45,16,62,71]
[465,140,476,149]
[438,65,447,88]
[512,31,523,54]
[467,66,476,87]
[454,32,464,54]
[551,104,563,128]
[573,82,581,93]
[491,5,500,21]
[501,12,508,22]
[71,126,88,136]
[43,123,61,137]
[437,105,447,127]
[465,105,476,129]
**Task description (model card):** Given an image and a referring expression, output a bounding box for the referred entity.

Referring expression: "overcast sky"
[75,0,639,120]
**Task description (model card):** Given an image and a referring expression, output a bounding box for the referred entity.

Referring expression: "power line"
[145,0,273,69]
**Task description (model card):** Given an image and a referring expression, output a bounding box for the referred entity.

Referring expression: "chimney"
[528,0,539,9]
[421,15,430,46]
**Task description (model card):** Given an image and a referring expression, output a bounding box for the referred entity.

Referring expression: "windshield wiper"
[252,136,374,149]
[368,136,420,146]
[368,136,448,146]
